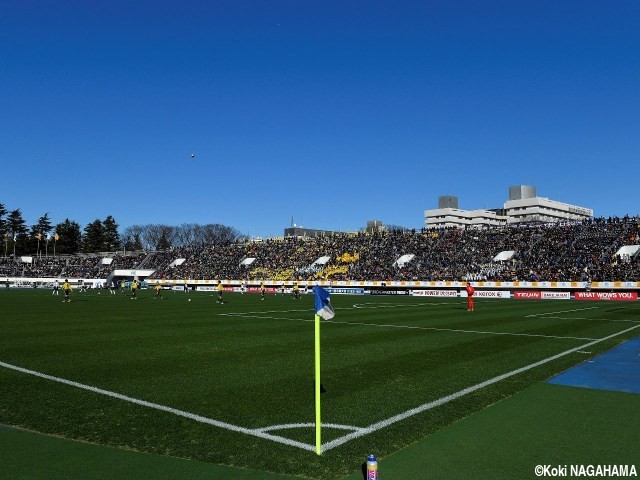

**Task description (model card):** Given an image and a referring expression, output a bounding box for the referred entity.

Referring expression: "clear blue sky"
[2,1,639,237]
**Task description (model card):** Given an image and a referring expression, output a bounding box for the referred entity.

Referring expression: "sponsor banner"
[196,286,216,291]
[172,286,186,291]
[412,290,458,297]
[575,291,638,302]
[327,288,366,295]
[247,287,278,294]
[461,290,511,298]
[514,291,541,300]
[369,289,409,296]
[541,291,570,300]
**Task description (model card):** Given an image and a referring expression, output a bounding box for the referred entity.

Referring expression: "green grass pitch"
[1,288,639,479]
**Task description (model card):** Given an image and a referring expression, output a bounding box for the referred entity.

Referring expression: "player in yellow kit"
[62,279,72,303]
[216,280,224,303]
[154,283,163,300]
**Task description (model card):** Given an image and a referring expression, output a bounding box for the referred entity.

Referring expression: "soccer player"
[216,280,224,303]
[120,280,126,294]
[465,282,475,312]
[292,281,300,300]
[131,280,138,300]
[154,283,163,300]
[260,281,265,301]
[109,280,116,295]
[52,279,60,296]
[183,280,189,295]
[280,283,286,296]
[62,279,72,303]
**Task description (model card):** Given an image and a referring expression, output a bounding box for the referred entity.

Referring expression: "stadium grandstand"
[3,216,640,284]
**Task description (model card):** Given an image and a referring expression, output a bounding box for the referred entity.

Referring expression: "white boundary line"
[322,319,598,341]
[3,304,639,454]
[321,323,640,452]
[527,307,640,323]
[3,323,637,453]
[526,307,600,317]
[221,313,598,341]
[0,360,314,453]
[528,315,640,323]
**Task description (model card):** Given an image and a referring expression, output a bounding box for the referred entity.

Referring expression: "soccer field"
[1,288,639,478]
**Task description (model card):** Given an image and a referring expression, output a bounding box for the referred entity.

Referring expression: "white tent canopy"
[312,256,331,266]
[393,254,415,268]
[169,258,186,268]
[493,250,515,262]
[100,257,114,265]
[240,257,256,266]
[616,245,640,257]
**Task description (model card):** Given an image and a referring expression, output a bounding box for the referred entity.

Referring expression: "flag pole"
[315,313,322,455]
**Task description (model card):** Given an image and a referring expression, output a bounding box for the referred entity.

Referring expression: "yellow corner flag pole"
[315,314,322,455]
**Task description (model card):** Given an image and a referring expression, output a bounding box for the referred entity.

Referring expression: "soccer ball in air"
[188,298,191,302]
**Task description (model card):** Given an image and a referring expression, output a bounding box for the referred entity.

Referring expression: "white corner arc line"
[321,323,640,452]
[255,422,363,433]
[0,361,315,452]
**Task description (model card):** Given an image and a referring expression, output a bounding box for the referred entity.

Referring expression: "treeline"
[0,202,120,256]
[121,223,245,251]
[0,202,245,256]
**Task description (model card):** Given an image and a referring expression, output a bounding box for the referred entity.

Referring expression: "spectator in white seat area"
[2,216,639,284]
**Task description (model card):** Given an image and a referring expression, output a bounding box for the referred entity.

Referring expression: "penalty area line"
[219,313,597,341]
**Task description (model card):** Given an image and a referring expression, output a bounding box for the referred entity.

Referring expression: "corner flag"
[314,286,335,320]
[312,285,335,455]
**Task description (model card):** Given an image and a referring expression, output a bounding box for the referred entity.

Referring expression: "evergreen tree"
[7,209,28,238]
[27,213,53,255]
[7,209,28,255]
[0,202,7,238]
[102,215,120,251]
[82,219,106,253]
[35,212,53,236]
[54,219,82,255]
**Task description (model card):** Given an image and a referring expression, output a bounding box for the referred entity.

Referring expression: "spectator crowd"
[2,217,639,283]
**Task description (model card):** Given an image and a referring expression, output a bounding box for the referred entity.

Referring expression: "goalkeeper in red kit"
[465,282,475,312]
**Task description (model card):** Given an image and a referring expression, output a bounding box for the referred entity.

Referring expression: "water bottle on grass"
[366,454,378,479]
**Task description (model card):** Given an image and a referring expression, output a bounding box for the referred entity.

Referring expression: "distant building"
[284,227,338,238]
[424,186,593,229]
[503,186,593,224]
[284,220,386,238]
[365,220,385,233]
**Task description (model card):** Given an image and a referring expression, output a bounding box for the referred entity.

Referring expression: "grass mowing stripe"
[0,360,316,452]
[321,323,640,452]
